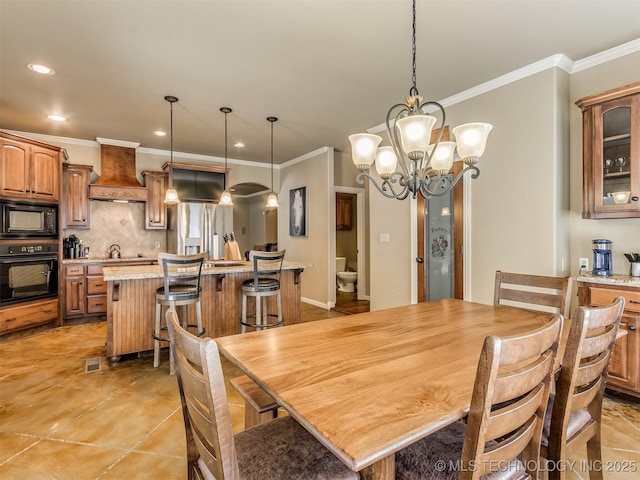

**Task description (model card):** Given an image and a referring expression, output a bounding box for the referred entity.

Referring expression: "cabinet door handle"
[631,195,639,202]
[5,317,16,323]
[629,325,637,331]
[630,299,639,304]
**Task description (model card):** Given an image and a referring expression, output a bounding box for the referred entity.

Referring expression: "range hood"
[89,138,149,202]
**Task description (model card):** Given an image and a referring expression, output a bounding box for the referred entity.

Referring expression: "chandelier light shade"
[349,0,492,200]
[218,107,233,206]
[266,116,279,208]
[163,95,180,205]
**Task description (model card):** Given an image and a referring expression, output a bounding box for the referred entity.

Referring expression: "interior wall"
[279,148,333,306]
[448,69,570,305]
[569,51,640,279]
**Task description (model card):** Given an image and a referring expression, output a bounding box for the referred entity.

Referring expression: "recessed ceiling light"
[234,142,245,148]
[28,63,55,75]
[46,114,67,122]
[154,130,167,136]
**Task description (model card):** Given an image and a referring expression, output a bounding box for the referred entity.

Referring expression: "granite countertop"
[62,256,157,264]
[102,260,315,281]
[576,273,640,288]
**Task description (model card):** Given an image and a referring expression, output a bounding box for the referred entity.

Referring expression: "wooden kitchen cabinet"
[0,298,58,338]
[62,163,92,228]
[336,193,353,231]
[63,260,155,324]
[576,82,640,218]
[64,264,85,318]
[0,131,63,203]
[143,170,168,229]
[578,281,640,398]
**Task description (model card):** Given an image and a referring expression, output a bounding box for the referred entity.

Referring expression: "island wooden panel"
[106,268,303,366]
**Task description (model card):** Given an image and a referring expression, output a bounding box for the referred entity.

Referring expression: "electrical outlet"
[579,258,589,271]
[154,241,160,249]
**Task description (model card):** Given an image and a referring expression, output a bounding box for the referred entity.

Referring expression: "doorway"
[333,186,368,314]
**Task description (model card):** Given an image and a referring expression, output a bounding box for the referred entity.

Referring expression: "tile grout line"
[95,405,183,479]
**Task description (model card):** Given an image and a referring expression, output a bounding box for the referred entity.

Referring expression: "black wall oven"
[0,243,58,306]
[1,201,58,239]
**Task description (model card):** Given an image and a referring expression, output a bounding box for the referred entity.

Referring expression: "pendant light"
[218,107,233,206]
[266,116,279,208]
[163,95,180,205]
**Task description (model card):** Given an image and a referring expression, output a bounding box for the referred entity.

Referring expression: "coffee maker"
[592,239,612,276]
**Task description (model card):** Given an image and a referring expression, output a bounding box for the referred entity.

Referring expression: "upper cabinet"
[62,163,92,228]
[336,193,353,231]
[0,132,63,203]
[576,82,640,219]
[143,170,168,229]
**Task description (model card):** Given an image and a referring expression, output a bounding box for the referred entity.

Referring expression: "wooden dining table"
[216,298,560,480]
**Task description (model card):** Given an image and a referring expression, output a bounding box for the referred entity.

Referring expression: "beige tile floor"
[1,303,638,479]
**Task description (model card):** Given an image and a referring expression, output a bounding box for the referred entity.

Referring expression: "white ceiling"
[1,0,639,165]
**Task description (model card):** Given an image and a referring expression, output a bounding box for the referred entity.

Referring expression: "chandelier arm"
[356,171,410,199]
[386,103,412,177]
[417,165,480,199]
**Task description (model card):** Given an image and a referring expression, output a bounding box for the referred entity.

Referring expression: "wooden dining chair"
[541,296,625,480]
[494,270,573,319]
[165,307,358,480]
[395,315,563,480]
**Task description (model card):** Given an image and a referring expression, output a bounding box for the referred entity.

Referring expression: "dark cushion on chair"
[395,421,526,480]
[541,394,592,447]
[199,416,356,479]
[242,277,280,293]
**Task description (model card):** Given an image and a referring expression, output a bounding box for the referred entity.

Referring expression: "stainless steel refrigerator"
[167,203,233,260]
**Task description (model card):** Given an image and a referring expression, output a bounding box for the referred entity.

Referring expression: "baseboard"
[301,297,332,310]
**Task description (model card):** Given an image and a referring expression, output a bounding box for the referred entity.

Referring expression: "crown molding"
[369,40,639,134]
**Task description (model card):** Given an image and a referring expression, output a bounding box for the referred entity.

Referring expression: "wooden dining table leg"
[359,455,395,479]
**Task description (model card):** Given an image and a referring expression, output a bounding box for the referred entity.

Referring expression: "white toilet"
[336,257,357,293]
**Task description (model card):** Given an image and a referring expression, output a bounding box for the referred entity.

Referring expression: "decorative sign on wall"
[289,186,307,237]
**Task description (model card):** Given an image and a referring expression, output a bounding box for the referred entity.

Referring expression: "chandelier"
[349,0,492,200]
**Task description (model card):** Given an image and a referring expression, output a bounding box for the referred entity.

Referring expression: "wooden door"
[0,138,30,199]
[30,146,60,201]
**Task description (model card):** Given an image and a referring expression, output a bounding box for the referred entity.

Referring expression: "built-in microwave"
[0,201,58,239]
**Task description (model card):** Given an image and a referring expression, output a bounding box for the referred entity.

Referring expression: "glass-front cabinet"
[576,82,640,219]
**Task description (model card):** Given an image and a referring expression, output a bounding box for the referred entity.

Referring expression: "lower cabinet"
[63,261,154,324]
[0,298,59,338]
[578,281,640,398]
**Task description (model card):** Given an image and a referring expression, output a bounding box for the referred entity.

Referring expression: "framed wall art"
[289,186,307,236]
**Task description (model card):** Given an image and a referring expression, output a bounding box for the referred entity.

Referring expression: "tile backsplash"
[64,202,165,259]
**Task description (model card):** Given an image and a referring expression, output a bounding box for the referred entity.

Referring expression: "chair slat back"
[494,270,573,318]
[158,252,205,294]
[460,315,562,480]
[166,307,239,479]
[249,249,285,285]
[547,296,625,457]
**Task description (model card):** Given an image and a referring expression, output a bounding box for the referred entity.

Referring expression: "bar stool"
[153,252,206,373]
[241,250,286,333]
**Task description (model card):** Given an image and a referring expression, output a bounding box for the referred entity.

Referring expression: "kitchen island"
[103,260,311,366]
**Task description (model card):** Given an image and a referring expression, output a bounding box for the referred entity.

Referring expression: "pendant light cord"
[170,101,174,167]
[410,0,418,98]
[224,111,228,170]
[270,121,274,191]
